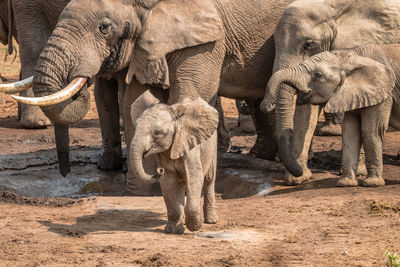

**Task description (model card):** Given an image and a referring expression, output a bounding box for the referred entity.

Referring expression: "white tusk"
[11,77,87,106]
[0,76,33,93]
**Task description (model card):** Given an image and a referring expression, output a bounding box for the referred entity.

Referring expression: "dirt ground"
[0,46,399,266]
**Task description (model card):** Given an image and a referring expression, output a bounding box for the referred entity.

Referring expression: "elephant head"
[266,50,395,116]
[260,0,400,176]
[11,0,223,175]
[130,92,218,183]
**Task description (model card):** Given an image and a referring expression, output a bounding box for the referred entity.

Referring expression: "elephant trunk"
[31,26,91,176]
[130,139,163,184]
[260,66,309,112]
[261,65,310,177]
[33,27,90,125]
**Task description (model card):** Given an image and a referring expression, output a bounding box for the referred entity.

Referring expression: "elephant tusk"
[11,77,87,106]
[0,76,33,93]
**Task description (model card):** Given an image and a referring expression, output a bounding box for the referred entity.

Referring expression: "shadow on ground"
[39,209,166,237]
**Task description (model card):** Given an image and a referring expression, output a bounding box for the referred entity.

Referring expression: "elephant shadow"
[38,208,166,237]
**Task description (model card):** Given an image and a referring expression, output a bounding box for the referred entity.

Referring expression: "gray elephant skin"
[260,0,400,186]
[130,91,218,234]
[0,0,70,128]
[266,44,400,187]
[16,0,296,192]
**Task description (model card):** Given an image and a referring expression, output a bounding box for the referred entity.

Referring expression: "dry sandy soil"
[0,45,399,266]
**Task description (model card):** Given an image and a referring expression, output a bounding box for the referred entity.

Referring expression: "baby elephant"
[130,91,219,234]
[262,44,400,187]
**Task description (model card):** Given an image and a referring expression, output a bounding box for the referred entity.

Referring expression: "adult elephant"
[260,0,400,185]
[12,0,293,188]
[0,0,70,128]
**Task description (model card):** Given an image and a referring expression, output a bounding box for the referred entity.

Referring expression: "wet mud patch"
[0,191,91,207]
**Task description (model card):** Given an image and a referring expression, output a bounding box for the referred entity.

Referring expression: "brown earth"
[0,45,399,266]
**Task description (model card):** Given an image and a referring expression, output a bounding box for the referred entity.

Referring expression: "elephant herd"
[1,0,400,233]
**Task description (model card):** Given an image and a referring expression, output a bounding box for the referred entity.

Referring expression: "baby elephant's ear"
[324,52,395,114]
[126,0,224,88]
[170,98,218,160]
[130,90,160,124]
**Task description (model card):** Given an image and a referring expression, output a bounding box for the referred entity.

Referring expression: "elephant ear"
[324,51,395,114]
[130,90,160,125]
[170,98,218,160]
[126,0,224,88]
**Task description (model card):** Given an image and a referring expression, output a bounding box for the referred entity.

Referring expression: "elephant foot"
[185,214,202,232]
[237,114,256,133]
[361,177,385,187]
[283,167,312,186]
[316,121,342,136]
[249,139,277,161]
[97,151,123,170]
[165,221,185,234]
[204,209,218,224]
[20,107,51,129]
[337,177,358,187]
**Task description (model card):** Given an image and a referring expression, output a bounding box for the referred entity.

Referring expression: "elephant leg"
[249,99,278,160]
[13,3,51,129]
[124,81,167,195]
[316,111,343,136]
[94,77,123,170]
[183,152,205,232]
[338,112,361,187]
[284,104,321,185]
[203,150,218,224]
[237,113,256,133]
[360,101,391,187]
[159,173,186,234]
[216,97,231,152]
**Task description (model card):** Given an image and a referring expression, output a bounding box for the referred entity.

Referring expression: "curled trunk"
[262,65,310,177]
[261,66,309,113]
[130,141,162,184]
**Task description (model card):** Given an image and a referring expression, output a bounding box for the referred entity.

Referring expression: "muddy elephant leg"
[203,150,218,224]
[360,100,391,187]
[284,104,321,185]
[249,99,278,160]
[159,172,186,234]
[338,112,361,187]
[95,77,124,170]
[124,81,167,195]
[13,2,51,129]
[216,97,231,152]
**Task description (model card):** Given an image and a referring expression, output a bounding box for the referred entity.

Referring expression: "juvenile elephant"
[130,91,218,233]
[11,0,293,186]
[260,0,400,186]
[0,0,70,128]
[264,43,400,187]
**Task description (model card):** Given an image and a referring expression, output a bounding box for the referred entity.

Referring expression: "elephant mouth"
[297,91,313,105]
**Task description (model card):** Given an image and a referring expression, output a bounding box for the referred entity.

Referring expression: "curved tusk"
[11,77,87,106]
[0,76,33,93]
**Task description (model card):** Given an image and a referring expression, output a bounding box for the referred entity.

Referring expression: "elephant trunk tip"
[260,98,275,113]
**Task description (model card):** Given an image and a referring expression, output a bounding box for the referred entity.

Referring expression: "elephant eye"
[303,40,317,51]
[313,71,324,79]
[99,23,112,35]
[153,130,163,136]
